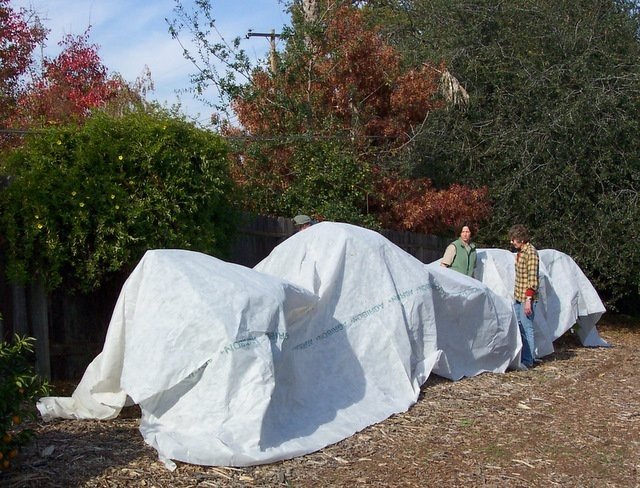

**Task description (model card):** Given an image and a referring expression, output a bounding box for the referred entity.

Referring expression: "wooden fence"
[0,215,449,380]
[229,214,449,267]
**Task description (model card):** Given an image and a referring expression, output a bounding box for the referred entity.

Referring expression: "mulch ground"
[2,314,639,487]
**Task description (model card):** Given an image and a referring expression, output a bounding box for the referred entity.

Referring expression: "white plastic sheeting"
[254,223,521,381]
[473,248,608,355]
[36,222,606,468]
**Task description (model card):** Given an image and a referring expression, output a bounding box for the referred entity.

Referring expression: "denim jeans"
[515,301,536,367]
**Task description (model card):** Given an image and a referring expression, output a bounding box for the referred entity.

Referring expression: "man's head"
[293,214,312,231]
[459,225,472,244]
[508,224,530,250]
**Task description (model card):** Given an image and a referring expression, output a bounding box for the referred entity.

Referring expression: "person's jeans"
[515,301,536,367]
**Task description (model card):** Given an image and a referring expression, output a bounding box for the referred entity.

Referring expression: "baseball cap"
[293,214,312,226]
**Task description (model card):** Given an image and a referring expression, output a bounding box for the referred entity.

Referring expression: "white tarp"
[37,222,606,468]
[473,248,608,356]
[254,223,521,381]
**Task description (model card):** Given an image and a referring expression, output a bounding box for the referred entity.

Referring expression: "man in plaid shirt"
[508,224,540,370]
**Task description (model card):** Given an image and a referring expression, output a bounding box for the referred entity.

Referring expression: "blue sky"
[10,0,291,126]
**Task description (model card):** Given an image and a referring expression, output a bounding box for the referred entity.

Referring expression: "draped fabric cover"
[37,223,606,468]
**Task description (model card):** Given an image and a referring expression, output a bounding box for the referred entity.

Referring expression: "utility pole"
[246,29,282,73]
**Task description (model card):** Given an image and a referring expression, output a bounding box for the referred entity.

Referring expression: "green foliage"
[374,0,640,307]
[0,335,50,472]
[0,110,238,291]
[236,137,378,227]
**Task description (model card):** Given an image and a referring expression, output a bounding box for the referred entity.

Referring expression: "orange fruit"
[2,433,11,444]
[12,415,21,425]
[1,459,9,469]
[0,451,3,460]
[8,449,18,459]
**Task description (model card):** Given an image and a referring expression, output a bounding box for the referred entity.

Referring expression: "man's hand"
[524,299,533,317]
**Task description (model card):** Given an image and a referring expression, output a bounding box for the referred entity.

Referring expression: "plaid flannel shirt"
[514,242,539,302]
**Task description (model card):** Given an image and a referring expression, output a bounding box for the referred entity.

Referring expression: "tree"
[374,178,491,235]
[372,0,640,307]
[11,31,126,126]
[234,4,444,143]
[1,3,152,135]
[0,110,237,292]
[0,0,46,126]
[171,0,491,231]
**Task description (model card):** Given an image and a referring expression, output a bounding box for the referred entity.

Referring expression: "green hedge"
[0,110,237,291]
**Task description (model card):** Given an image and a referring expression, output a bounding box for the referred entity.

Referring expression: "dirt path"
[3,316,639,487]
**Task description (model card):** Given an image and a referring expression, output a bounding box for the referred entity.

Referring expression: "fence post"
[29,279,51,379]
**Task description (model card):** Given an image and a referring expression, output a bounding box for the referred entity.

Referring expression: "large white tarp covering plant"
[37,222,605,468]
[473,248,608,355]
[254,223,521,381]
